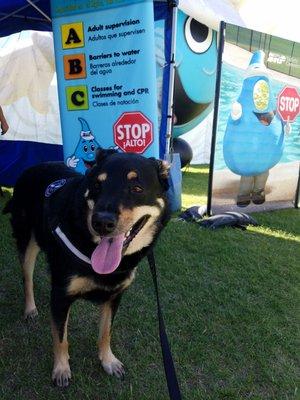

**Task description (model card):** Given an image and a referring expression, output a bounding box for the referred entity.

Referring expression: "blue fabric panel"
[0,140,63,187]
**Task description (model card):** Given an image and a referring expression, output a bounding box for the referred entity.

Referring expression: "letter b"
[68,59,82,75]
[64,54,86,80]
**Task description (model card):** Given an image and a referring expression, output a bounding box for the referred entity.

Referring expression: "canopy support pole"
[26,0,51,22]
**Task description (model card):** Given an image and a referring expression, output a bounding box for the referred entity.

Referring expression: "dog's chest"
[66,272,136,297]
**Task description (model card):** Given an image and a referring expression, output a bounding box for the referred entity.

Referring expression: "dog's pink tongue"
[91,234,125,274]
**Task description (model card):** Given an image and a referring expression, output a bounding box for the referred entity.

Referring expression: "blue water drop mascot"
[66,117,101,174]
[223,50,290,206]
[173,10,218,137]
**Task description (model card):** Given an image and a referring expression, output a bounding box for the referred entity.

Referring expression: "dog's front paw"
[24,307,38,321]
[101,355,125,379]
[52,364,71,387]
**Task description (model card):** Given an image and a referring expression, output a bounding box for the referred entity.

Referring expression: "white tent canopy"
[179,0,300,43]
[0,31,61,145]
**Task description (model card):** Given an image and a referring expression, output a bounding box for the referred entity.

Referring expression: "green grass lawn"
[0,166,299,400]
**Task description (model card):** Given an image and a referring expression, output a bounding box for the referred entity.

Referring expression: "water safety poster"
[209,23,300,213]
[51,0,159,174]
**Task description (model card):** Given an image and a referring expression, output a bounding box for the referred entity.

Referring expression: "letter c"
[71,90,85,106]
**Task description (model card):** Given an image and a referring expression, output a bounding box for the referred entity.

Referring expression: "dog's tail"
[3,193,33,255]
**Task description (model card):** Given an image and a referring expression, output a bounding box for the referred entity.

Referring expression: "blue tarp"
[0,1,52,38]
[0,140,63,187]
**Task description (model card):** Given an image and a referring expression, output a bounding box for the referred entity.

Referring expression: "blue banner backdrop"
[51,0,159,174]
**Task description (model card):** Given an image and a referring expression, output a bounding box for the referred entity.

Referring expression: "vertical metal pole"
[250,29,253,52]
[289,41,295,76]
[207,21,226,216]
[259,32,262,48]
[266,35,272,69]
[295,164,300,209]
[263,33,267,51]
[165,3,178,156]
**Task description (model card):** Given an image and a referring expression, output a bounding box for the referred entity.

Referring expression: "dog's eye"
[83,145,88,152]
[94,182,100,190]
[91,144,95,151]
[131,185,143,193]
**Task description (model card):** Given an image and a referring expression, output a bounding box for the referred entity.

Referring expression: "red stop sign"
[113,111,153,153]
[277,86,300,122]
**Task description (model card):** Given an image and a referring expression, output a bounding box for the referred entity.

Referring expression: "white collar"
[54,226,91,265]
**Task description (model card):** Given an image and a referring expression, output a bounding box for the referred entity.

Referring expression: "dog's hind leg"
[22,235,40,320]
[51,289,72,387]
[98,293,125,379]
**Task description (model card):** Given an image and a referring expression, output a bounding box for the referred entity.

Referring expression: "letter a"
[65,28,81,45]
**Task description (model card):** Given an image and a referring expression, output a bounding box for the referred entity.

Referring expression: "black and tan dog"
[4,149,170,387]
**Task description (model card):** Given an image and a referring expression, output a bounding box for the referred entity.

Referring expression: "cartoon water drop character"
[66,117,101,174]
[173,10,218,137]
[223,50,289,206]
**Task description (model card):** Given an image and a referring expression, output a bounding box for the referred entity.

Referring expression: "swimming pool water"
[214,63,300,170]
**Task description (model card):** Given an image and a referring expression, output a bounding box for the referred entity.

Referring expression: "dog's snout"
[91,212,117,235]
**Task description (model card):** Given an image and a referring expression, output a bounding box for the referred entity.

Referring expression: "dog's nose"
[91,212,117,235]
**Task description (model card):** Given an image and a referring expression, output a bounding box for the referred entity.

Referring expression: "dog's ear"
[149,158,170,191]
[95,148,118,165]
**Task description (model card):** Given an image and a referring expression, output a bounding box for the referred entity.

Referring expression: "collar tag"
[45,179,67,198]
